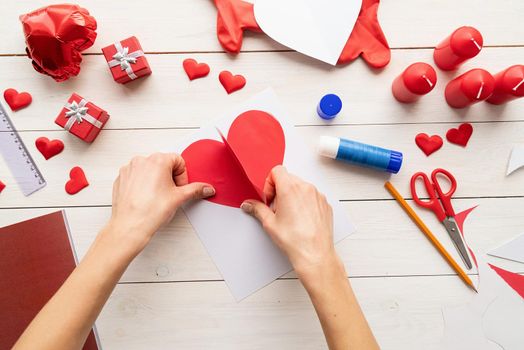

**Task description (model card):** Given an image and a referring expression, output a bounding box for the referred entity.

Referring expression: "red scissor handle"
[431,168,457,217]
[410,172,447,221]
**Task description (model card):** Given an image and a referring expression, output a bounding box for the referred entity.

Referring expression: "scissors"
[410,168,473,270]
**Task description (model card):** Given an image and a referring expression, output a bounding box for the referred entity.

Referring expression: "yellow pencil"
[384,181,477,293]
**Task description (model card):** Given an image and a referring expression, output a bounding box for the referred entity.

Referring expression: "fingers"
[174,182,215,205]
[241,200,275,229]
[169,153,190,186]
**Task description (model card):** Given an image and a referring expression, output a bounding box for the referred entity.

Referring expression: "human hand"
[106,153,215,257]
[241,166,337,278]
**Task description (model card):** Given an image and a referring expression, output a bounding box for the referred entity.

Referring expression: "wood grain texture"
[0,198,521,284]
[2,0,523,55]
[1,48,523,131]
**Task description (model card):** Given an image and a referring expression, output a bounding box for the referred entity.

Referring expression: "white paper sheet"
[488,233,524,264]
[254,0,362,66]
[506,145,524,175]
[175,89,355,300]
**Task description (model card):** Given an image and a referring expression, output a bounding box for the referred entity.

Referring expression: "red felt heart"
[182,110,285,207]
[0,180,5,193]
[446,123,473,147]
[415,133,443,156]
[183,58,211,80]
[3,88,32,111]
[35,137,64,160]
[65,166,89,195]
[219,71,246,94]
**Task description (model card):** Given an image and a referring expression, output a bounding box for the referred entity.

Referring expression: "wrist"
[294,252,347,289]
[98,221,147,262]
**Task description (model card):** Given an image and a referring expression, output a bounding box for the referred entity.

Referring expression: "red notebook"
[0,211,100,349]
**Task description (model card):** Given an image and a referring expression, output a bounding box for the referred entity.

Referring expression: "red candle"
[486,65,524,105]
[392,62,437,103]
[434,26,483,71]
[445,69,495,108]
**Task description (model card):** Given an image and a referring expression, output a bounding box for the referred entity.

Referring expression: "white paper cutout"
[175,89,355,300]
[441,258,524,349]
[488,233,524,264]
[506,145,524,175]
[254,0,362,66]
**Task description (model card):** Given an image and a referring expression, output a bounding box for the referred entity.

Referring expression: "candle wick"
[513,78,524,92]
[422,75,434,88]
[471,38,482,51]
[476,82,485,99]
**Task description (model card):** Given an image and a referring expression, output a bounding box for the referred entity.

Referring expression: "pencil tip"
[472,286,478,293]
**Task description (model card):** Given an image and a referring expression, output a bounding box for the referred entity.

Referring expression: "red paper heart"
[35,137,64,160]
[4,88,32,111]
[446,123,473,147]
[65,166,89,195]
[183,58,210,80]
[415,133,443,156]
[219,71,246,94]
[182,110,285,207]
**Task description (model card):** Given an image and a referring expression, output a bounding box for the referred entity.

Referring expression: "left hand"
[106,153,214,257]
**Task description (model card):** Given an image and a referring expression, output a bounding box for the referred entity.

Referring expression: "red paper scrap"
[489,264,524,299]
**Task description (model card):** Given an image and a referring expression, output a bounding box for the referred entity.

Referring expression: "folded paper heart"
[446,123,473,147]
[183,58,210,80]
[35,137,64,160]
[3,88,32,111]
[415,133,443,156]
[65,166,89,195]
[182,110,285,207]
[219,71,246,94]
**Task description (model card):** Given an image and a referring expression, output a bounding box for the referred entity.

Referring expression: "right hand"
[241,166,336,276]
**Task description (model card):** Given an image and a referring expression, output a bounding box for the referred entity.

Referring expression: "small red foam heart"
[415,133,443,156]
[65,166,89,195]
[183,58,210,80]
[219,71,246,94]
[0,180,5,193]
[4,88,32,111]
[35,137,64,160]
[182,110,285,207]
[446,123,473,147]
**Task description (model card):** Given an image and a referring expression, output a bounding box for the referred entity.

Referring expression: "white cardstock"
[488,233,524,264]
[254,0,362,66]
[506,145,524,175]
[175,89,355,300]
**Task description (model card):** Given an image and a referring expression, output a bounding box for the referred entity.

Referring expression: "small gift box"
[102,36,151,84]
[55,93,109,143]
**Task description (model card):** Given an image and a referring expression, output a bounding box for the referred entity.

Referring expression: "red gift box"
[55,93,109,143]
[102,36,151,84]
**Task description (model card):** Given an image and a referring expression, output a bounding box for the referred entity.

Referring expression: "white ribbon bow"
[108,42,145,80]
[64,99,103,131]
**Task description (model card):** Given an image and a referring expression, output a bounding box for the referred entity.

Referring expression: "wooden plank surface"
[1,0,523,55]
[1,48,523,131]
[1,0,523,349]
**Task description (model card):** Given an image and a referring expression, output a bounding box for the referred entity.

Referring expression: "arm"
[241,166,379,350]
[13,153,214,350]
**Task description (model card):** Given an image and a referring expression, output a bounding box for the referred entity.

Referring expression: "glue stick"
[318,136,403,174]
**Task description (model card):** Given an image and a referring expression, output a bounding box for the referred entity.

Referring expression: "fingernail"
[241,202,253,213]
[203,186,215,197]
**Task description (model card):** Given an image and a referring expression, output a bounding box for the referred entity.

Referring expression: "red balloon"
[20,4,97,82]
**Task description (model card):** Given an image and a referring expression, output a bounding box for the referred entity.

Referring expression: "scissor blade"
[443,217,473,270]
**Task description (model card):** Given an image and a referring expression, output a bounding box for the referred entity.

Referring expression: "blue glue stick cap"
[387,150,403,174]
[317,94,342,120]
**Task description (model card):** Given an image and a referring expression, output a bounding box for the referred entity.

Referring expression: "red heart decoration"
[35,137,64,160]
[219,71,246,94]
[415,133,443,156]
[0,180,5,193]
[65,166,89,195]
[182,110,285,207]
[183,58,211,80]
[4,88,32,111]
[446,123,473,147]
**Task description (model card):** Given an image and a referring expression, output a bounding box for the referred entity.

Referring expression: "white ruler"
[0,102,46,196]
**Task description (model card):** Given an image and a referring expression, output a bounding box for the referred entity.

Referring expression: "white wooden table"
[1,1,523,349]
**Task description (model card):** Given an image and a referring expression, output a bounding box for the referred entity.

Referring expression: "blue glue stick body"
[318,136,403,174]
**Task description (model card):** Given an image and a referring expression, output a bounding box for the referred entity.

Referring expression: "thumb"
[175,182,215,204]
[241,200,275,228]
